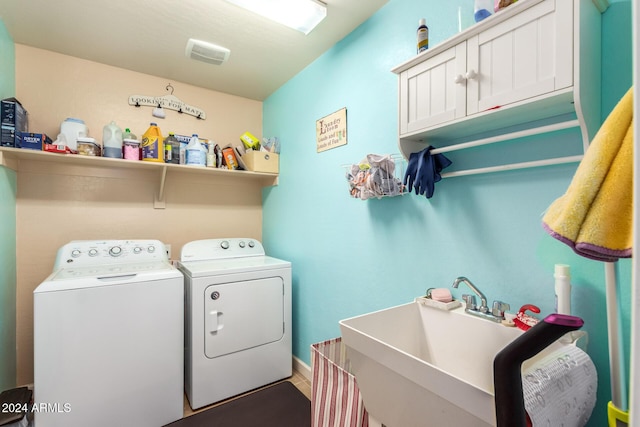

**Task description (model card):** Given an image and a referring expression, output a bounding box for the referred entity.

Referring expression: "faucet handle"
[492,301,510,318]
[462,294,477,311]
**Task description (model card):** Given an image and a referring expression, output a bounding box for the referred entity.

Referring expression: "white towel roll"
[522,345,597,426]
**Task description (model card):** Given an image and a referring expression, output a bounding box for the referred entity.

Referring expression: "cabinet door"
[466,0,573,115]
[399,43,467,136]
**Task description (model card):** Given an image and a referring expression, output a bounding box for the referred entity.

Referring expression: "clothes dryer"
[178,238,292,409]
[33,240,183,427]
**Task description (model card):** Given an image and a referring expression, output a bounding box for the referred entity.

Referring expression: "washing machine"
[33,240,184,427]
[178,238,292,409]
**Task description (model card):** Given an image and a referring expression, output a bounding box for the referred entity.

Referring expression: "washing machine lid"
[178,256,290,278]
[35,261,181,293]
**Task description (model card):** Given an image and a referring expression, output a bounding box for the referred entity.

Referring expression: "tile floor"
[182,369,312,419]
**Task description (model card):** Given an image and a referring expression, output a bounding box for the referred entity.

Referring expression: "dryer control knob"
[133,247,142,254]
[71,249,81,258]
[88,249,98,257]
[147,246,156,253]
[239,241,246,248]
[220,240,230,250]
[248,241,255,248]
[109,246,122,257]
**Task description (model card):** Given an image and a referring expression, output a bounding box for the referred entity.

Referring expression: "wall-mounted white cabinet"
[393,0,603,167]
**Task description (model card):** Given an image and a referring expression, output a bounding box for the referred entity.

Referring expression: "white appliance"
[33,240,184,427]
[178,238,292,409]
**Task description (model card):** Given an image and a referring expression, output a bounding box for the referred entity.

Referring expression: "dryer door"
[204,277,284,358]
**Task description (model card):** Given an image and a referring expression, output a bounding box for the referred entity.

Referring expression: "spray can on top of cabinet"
[185,134,206,167]
[102,121,123,158]
[417,18,429,53]
[141,122,163,162]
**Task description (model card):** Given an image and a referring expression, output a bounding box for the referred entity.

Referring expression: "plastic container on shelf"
[60,118,88,151]
[123,138,141,160]
[185,134,206,167]
[102,121,123,158]
[141,122,163,162]
[77,137,101,156]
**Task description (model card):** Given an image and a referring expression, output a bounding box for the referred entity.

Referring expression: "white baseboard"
[292,356,311,381]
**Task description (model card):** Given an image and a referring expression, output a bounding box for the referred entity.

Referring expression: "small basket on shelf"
[343,153,406,200]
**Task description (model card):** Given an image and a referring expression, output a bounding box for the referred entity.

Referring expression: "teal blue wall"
[263,0,632,425]
[0,19,17,392]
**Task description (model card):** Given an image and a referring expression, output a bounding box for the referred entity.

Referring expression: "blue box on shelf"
[21,132,52,150]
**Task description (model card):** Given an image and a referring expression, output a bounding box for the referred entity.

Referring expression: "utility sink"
[339,301,563,427]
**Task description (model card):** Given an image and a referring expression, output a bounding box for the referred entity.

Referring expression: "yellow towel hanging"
[542,87,633,262]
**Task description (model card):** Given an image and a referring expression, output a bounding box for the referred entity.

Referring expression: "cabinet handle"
[454,74,466,84]
[465,69,478,80]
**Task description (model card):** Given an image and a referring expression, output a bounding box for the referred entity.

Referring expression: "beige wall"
[15,45,265,385]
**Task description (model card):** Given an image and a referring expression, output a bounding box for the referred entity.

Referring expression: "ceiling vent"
[185,39,230,65]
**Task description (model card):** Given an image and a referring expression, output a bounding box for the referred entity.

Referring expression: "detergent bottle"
[185,134,206,167]
[164,132,181,164]
[141,122,163,162]
[102,121,123,158]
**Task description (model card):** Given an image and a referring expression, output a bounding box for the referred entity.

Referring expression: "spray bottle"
[417,19,429,53]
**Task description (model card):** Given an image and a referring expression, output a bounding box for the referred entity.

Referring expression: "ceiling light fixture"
[224,0,327,35]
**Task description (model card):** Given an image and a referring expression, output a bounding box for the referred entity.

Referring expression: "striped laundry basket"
[311,337,369,427]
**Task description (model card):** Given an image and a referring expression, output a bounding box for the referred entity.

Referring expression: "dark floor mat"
[165,382,311,427]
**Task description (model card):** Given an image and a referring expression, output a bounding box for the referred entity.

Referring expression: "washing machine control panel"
[54,240,169,268]
[181,238,265,262]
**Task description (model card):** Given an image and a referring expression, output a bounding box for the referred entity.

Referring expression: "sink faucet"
[452,277,509,323]
[452,277,489,313]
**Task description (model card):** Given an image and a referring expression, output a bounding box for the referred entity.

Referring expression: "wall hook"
[135,101,140,107]
[166,83,174,95]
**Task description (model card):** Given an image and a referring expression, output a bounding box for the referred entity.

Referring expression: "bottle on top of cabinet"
[102,121,123,158]
[185,134,206,167]
[141,122,163,162]
[474,0,494,22]
[417,18,429,53]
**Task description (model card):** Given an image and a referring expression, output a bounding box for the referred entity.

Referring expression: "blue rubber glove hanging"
[411,146,453,199]
[403,151,421,193]
[433,151,453,183]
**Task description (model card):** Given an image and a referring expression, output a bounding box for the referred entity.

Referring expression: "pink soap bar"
[431,288,453,303]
